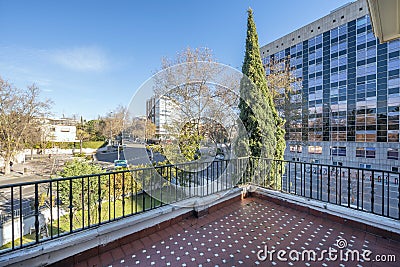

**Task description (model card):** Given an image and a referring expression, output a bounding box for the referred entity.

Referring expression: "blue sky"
[0,0,352,120]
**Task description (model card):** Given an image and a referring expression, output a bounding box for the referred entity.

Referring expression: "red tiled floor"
[121,243,133,256]
[86,256,100,267]
[74,261,88,267]
[110,247,125,262]
[99,251,113,266]
[80,197,400,266]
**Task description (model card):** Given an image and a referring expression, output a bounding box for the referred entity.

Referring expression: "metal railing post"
[310,163,313,199]
[69,179,73,233]
[371,170,375,214]
[11,186,14,249]
[98,175,101,225]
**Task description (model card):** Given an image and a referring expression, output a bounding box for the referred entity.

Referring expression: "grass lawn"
[82,141,107,149]
[0,193,161,251]
[0,234,36,250]
[49,193,161,235]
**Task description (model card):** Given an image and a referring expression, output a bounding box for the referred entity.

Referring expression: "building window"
[360,163,372,169]
[356,16,367,29]
[331,27,338,39]
[356,130,377,142]
[357,147,376,158]
[388,131,399,142]
[388,148,399,160]
[331,146,346,156]
[289,132,302,141]
[290,145,302,153]
[366,147,376,158]
[309,131,322,141]
[388,74,400,89]
[331,131,347,141]
[388,39,400,53]
[388,95,400,107]
[357,32,367,44]
[338,40,347,51]
[308,146,322,154]
[388,57,400,71]
[356,147,365,158]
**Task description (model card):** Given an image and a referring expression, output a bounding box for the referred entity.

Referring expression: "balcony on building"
[0,157,399,266]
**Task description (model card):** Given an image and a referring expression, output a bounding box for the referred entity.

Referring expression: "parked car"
[114,160,128,168]
[215,154,224,160]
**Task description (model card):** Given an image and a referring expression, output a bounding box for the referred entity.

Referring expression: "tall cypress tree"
[238,8,286,185]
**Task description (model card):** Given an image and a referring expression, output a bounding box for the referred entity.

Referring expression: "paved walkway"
[76,197,400,267]
[0,162,51,186]
[0,154,77,186]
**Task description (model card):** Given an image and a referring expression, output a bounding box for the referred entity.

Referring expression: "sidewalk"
[0,171,48,186]
[0,162,52,186]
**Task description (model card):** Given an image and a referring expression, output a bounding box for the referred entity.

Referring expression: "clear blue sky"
[0,0,352,120]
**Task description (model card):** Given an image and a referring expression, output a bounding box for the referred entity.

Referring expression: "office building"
[146,95,177,139]
[260,0,400,171]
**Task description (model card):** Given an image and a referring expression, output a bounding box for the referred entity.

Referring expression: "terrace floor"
[63,195,400,267]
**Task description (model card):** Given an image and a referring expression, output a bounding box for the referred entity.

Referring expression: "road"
[0,143,165,219]
[95,142,166,167]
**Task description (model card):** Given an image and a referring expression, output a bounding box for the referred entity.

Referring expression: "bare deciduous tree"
[145,119,156,141]
[152,47,240,161]
[0,77,52,174]
[100,105,127,145]
[127,117,146,141]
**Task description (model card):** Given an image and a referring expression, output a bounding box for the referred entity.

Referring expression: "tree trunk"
[30,148,34,160]
[80,140,83,154]
[4,156,11,175]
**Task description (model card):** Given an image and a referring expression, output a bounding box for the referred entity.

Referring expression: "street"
[95,142,166,167]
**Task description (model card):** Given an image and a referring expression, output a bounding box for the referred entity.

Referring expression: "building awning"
[367,0,400,43]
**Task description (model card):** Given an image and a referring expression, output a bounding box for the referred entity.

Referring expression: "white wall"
[43,125,77,143]
[0,207,66,246]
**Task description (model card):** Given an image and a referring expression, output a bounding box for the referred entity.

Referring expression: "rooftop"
[55,193,400,267]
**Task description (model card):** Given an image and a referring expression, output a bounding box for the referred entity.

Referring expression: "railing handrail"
[0,157,250,189]
[0,158,238,253]
[0,156,398,255]
[251,157,400,175]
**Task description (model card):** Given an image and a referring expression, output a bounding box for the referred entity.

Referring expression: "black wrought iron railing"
[244,158,400,221]
[0,159,237,254]
[0,157,399,255]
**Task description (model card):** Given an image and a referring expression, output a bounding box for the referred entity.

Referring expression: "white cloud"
[51,46,108,72]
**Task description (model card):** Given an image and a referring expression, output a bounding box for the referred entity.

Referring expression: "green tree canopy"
[238,8,286,188]
[239,8,285,160]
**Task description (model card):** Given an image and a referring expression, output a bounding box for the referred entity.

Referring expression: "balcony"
[0,158,399,266]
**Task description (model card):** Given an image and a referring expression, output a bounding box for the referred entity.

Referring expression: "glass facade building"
[260,0,400,171]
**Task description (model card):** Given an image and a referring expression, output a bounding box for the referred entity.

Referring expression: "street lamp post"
[110,112,113,147]
[144,118,147,143]
[117,143,120,160]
